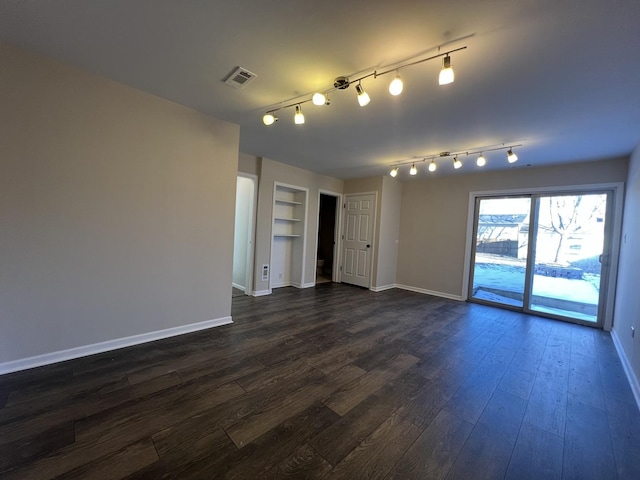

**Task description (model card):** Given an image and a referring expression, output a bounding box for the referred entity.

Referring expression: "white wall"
[0,43,240,370]
[612,144,640,402]
[232,176,254,290]
[397,158,629,299]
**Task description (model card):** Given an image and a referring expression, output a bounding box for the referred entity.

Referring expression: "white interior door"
[342,193,375,288]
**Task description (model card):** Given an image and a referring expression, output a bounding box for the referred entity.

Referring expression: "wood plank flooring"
[1,283,639,479]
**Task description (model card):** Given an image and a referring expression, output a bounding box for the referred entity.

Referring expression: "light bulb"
[312,92,327,106]
[355,83,370,107]
[389,76,403,96]
[507,149,518,163]
[453,157,462,169]
[410,163,417,175]
[477,154,486,167]
[390,167,399,177]
[439,55,454,85]
[263,113,277,126]
[429,160,437,172]
[294,105,305,125]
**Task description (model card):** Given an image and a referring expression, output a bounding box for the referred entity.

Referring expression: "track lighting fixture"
[262,113,277,126]
[389,75,403,96]
[355,83,370,107]
[294,105,305,125]
[387,144,522,177]
[261,45,467,125]
[312,92,327,106]
[507,148,518,163]
[439,55,454,85]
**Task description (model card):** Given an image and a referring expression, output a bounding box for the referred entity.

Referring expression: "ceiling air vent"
[224,67,257,89]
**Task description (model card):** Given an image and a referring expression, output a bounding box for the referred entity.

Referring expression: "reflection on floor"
[316,274,332,284]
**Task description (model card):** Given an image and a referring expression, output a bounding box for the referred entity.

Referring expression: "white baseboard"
[301,282,316,289]
[0,316,233,375]
[370,284,397,292]
[611,330,640,411]
[232,282,246,291]
[395,284,464,301]
[252,289,272,297]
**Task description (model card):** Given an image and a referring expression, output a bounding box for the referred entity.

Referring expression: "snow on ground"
[473,263,600,305]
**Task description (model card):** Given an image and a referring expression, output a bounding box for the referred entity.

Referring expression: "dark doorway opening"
[317,194,338,284]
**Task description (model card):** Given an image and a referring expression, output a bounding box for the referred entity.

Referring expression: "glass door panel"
[470,197,531,308]
[529,193,608,323]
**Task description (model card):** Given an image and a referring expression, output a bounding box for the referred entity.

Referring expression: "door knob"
[366,244,371,248]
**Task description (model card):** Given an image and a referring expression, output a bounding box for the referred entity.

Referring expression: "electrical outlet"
[278,273,283,279]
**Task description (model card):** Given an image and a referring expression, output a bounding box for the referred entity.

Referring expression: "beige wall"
[375,177,402,289]
[0,43,240,367]
[253,158,343,293]
[397,158,629,298]
[612,145,640,396]
[238,152,260,176]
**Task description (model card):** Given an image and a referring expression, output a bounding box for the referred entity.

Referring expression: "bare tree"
[546,196,601,263]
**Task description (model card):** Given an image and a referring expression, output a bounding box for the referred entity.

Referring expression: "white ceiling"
[1,1,639,179]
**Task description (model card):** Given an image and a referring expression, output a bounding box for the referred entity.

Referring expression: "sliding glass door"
[469,191,612,327]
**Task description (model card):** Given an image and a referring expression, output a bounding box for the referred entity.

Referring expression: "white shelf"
[275,198,302,205]
[271,183,308,290]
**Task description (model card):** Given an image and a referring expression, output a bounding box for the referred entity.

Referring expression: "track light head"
[453,157,462,169]
[409,163,417,175]
[439,55,454,85]
[294,105,305,125]
[429,160,437,172]
[334,76,350,90]
[262,113,277,126]
[355,83,370,107]
[477,154,486,167]
[507,148,518,163]
[312,92,327,106]
[389,75,403,96]
[390,167,399,177]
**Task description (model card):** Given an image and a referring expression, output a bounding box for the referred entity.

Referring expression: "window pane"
[471,197,531,307]
[529,194,607,322]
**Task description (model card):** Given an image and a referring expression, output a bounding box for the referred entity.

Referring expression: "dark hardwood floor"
[1,283,639,479]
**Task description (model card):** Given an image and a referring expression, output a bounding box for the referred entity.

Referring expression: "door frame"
[315,189,343,284]
[235,173,258,296]
[463,182,624,330]
[342,191,378,289]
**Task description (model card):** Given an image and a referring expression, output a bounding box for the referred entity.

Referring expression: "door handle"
[366,244,371,248]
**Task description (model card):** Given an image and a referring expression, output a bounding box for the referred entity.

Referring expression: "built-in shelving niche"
[270,183,308,288]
